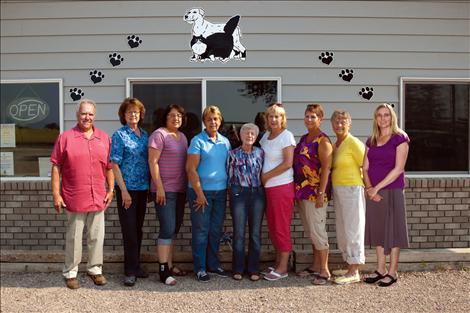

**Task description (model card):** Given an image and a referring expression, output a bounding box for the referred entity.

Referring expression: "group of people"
[51,98,409,290]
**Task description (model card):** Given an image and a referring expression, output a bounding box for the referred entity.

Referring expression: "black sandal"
[232,273,243,281]
[378,274,397,287]
[249,273,261,281]
[363,270,386,284]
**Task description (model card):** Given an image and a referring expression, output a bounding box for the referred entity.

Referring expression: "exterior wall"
[1,1,469,253]
[0,178,469,251]
[1,1,469,141]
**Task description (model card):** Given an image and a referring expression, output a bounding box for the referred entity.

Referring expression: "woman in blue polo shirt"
[186,105,231,282]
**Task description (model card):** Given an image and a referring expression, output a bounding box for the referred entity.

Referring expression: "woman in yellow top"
[330,110,365,285]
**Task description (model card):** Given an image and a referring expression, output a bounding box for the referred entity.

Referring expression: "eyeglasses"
[168,113,183,119]
[126,111,140,116]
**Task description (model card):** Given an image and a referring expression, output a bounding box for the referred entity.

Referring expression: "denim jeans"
[188,188,227,273]
[116,187,147,276]
[230,185,265,274]
[155,192,186,245]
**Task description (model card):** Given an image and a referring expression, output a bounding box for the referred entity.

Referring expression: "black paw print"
[359,87,374,100]
[339,69,354,82]
[89,70,105,84]
[318,51,333,65]
[109,53,124,66]
[127,35,142,48]
[69,88,84,101]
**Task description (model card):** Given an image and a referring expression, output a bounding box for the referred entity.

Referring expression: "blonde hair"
[265,103,287,131]
[370,103,403,146]
[330,110,351,124]
[202,105,224,125]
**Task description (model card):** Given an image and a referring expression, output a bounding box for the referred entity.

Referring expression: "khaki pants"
[63,210,105,279]
[298,200,329,250]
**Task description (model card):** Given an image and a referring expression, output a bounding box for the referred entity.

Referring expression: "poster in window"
[0,152,14,176]
[0,124,16,148]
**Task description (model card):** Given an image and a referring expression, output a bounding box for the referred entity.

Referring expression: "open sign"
[7,98,49,124]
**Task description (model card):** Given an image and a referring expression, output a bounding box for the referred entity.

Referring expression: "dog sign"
[184,8,247,62]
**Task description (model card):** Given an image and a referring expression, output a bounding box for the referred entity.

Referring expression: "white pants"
[63,210,105,279]
[333,186,365,265]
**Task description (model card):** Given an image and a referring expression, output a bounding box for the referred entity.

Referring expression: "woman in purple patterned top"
[227,123,265,281]
[363,103,410,287]
[293,104,333,285]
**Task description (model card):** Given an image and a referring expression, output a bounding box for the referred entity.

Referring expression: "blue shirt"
[187,130,231,190]
[110,125,149,190]
[228,146,264,187]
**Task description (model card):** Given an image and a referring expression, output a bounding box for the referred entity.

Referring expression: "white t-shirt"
[260,129,296,188]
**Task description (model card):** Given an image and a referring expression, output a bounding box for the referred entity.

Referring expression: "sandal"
[296,267,320,278]
[363,271,386,284]
[249,273,261,282]
[232,273,243,281]
[170,266,188,277]
[378,274,397,287]
[312,275,330,285]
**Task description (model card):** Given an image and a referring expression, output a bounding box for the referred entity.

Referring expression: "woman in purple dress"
[363,103,410,287]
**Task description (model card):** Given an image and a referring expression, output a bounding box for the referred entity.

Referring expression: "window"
[128,78,280,143]
[0,79,63,178]
[401,78,469,175]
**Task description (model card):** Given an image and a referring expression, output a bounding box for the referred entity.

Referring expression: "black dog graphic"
[190,15,242,62]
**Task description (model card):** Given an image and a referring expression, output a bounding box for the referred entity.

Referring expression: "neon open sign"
[7,98,49,124]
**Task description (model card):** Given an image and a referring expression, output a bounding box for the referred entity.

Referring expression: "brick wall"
[1,178,469,252]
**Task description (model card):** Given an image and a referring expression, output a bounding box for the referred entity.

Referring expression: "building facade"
[1,1,469,253]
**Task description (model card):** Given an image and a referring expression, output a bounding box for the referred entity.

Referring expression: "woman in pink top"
[148,104,188,285]
[363,103,410,287]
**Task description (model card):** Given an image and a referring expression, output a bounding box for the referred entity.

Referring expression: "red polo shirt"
[51,125,112,212]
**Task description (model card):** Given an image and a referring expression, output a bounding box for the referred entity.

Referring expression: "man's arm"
[103,168,115,210]
[51,164,66,213]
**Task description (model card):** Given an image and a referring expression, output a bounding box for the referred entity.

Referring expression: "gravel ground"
[1,270,469,313]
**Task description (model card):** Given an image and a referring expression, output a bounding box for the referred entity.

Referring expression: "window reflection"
[405,83,469,172]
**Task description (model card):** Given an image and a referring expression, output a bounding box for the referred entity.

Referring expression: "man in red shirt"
[51,99,114,289]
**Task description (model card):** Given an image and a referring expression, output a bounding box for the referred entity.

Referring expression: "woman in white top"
[260,103,296,281]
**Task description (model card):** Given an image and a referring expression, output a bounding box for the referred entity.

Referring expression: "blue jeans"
[154,192,186,245]
[230,185,265,274]
[188,188,227,273]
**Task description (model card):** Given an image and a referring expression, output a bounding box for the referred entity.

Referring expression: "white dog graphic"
[184,8,246,61]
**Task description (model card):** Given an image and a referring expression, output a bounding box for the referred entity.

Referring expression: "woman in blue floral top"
[227,123,265,282]
[110,98,149,287]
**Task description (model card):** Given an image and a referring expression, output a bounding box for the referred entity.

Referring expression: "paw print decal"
[89,70,105,84]
[318,51,333,65]
[127,35,142,48]
[359,87,374,100]
[109,53,124,66]
[339,69,354,82]
[69,88,85,101]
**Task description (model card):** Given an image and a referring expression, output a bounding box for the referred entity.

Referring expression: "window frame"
[0,78,64,181]
[400,77,470,178]
[126,76,282,130]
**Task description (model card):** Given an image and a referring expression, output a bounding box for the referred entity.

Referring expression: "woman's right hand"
[156,188,166,205]
[121,190,132,209]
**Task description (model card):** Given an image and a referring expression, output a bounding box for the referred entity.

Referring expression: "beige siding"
[1,0,469,137]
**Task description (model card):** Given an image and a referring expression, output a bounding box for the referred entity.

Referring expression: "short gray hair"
[240,123,259,137]
[76,99,96,113]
